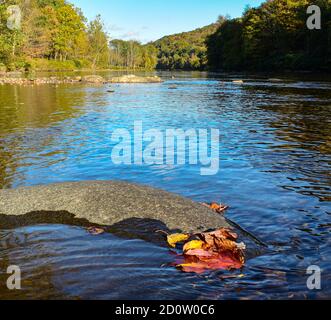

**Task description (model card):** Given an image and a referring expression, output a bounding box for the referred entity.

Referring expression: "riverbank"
[0,74,163,85]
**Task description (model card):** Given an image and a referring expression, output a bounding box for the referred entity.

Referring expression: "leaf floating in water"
[185,249,215,258]
[177,252,243,273]
[167,227,246,274]
[167,233,190,248]
[87,227,105,235]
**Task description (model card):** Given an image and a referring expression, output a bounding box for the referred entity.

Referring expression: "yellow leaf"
[183,240,205,253]
[167,233,190,248]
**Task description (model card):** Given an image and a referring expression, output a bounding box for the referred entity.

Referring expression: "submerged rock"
[0,181,229,233]
[109,74,162,83]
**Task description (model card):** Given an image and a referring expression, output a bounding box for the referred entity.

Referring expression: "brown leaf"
[87,227,105,235]
[214,238,239,252]
[202,202,229,214]
[198,228,238,244]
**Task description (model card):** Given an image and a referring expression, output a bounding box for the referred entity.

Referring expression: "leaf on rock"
[167,233,190,248]
[201,202,229,214]
[183,240,206,253]
[198,228,238,246]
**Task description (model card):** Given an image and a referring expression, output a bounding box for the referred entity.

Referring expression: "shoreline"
[1,70,330,86]
[0,74,163,85]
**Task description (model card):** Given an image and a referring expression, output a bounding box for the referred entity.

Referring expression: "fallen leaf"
[87,227,105,235]
[183,240,206,253]
[165,225,246,274]
[185,249,215,258]
[177,251,243,273]
[177,262,211,274]
[167,233,190,248]
[201,202,229,214]
[214,238,239,252]
[210,202,220,210]
[198,228,238,246]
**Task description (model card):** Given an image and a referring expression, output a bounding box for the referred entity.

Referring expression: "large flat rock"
[109,75,162,83]
[0,181,229,233]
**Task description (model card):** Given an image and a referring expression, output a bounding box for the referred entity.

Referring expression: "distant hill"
[152,24,219,70]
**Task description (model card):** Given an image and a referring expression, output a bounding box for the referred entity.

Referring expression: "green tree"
[88,15,109,69]
[51,3,87,61]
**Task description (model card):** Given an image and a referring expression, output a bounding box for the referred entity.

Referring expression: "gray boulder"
[0,181,230,234]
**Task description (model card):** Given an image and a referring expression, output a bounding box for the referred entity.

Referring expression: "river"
[0,71,330,299]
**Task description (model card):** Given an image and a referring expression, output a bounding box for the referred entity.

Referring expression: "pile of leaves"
[165,228,246,274]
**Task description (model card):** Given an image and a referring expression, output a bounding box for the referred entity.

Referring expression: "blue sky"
[71,0,264,43]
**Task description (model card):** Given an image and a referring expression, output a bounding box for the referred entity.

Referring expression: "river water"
[0,71,330,299]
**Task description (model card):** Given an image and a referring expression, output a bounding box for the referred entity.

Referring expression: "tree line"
[1,0,330,72]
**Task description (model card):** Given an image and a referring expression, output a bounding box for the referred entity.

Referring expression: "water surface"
[0,71,330,299]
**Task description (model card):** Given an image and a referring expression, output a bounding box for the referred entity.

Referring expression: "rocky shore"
[0,74,163,85]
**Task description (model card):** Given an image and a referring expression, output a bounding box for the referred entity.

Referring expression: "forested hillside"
[207,0,331,71]
[153,24,219,70]
[0,0,330,72]
[0,0,157,71]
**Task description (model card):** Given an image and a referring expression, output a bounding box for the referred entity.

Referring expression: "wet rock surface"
[81,75,106,83]
[0,181,230,233]
[109,74,163,83]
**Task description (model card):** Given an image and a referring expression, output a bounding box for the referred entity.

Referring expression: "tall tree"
[88,15,109,69]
